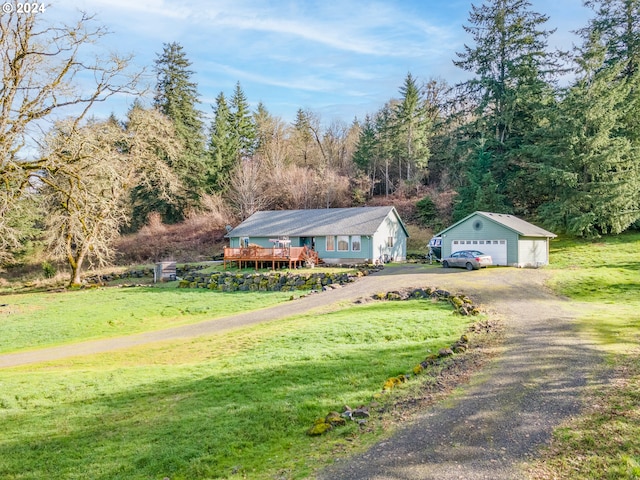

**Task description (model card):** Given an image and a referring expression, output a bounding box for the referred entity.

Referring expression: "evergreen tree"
[584,0,640,77]
[291,109,316,166]
[583,0,640,170]
[229,81,256,159]
[537,25,640,235]
[395,72,431,182]
[154,42,206,154]
[131,42,206,228]
[455,0,557,146]
[374,103,398,197]
[352,115,378,196]
[207,92,238,191]
[453,142,512,220]
[453,0,561,213]
[252,102,290,170]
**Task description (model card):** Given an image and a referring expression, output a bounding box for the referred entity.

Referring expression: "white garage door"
[452,240,507,266]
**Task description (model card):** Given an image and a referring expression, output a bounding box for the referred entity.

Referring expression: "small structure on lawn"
[435,211,556,267]
[224,206,409,268]
[154,261,177,282]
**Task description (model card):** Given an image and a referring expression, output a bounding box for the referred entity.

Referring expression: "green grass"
[0,287,297,354]
[548,234,639,303]
[528,231,640,479]
[0,300,473,480]
[547,233,640,352]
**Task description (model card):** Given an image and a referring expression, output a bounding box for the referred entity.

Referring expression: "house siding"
[315,235,374,263]
[440,214,519,266]
[438,212,555,267]
[229,237,304,248]
[372,215,407,262]
[226,207,408,265]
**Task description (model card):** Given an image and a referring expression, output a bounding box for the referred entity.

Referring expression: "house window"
[326,236,335,251]
[351,235,361,252]
[337,235,349,251]
[387,237,394,248]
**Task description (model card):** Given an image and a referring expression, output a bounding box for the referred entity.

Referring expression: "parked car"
[442,250,492,270]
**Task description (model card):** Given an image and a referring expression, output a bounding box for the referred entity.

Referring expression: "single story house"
[436,211,556,267]
[225,206,409,264]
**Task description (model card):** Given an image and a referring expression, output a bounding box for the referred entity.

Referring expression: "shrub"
[415,196,437,227]
[42,261,57,279]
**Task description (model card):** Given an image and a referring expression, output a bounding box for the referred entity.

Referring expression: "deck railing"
[223,246,319,269]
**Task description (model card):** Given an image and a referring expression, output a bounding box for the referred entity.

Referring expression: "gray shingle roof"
[226,207,408,238]
[438,211,556,238]
[476,211,556,237]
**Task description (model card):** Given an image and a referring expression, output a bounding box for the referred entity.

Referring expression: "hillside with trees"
[1,0,639,283]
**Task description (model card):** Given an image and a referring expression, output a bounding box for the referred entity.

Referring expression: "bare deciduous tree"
[0,9,139,262]
[38,109,181,285]
[225,158,270,220]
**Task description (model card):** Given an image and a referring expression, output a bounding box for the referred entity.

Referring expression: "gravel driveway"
[317,265,605,480]
[0,264,604,480]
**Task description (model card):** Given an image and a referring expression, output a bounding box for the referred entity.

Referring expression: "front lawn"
[0,288,297,354]
[0,299,475,479]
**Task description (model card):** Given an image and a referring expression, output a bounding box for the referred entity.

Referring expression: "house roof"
[438,211,557,238]
[226,206,409,238]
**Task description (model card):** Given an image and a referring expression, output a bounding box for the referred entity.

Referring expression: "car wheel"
[465,262,474,271]
[442,261,449,268]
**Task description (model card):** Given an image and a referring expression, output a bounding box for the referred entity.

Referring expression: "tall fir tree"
[453,142,512,220]
[395,73,431,183]
[207,92,238,191]
[584,0,640,77]
[374,103,398,197]
[352,115,378,196]
[131,42,206,229]
[291,109,316,167]
[536,17,640,235]
[453,0,561,215]
[229,81,257,159]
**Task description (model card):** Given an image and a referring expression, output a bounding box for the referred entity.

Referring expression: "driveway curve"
[0,265,603,480]
[317,265,605,480]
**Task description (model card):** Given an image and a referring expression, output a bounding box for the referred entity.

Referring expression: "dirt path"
[0,264,603,479]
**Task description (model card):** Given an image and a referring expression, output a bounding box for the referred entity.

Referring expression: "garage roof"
[438,211,557,238]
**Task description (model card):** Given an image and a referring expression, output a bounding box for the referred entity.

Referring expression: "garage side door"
[518,239,548,267]
[452,240,507,266]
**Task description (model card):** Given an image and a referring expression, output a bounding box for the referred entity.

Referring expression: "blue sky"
[51,0,594,125]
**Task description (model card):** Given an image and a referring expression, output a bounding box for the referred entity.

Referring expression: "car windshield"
[468,251,484,256]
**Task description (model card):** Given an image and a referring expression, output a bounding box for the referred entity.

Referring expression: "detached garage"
[436,211,556,267]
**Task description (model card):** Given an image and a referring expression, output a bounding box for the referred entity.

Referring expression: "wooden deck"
[223,246,320,270]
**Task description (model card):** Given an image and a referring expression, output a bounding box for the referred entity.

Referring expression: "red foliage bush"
[115,214,227,264]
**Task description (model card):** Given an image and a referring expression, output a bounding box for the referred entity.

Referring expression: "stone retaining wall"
[178,266,382,292]
[83,264,208,284]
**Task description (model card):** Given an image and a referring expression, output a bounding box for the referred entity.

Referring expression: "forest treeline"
[1,0,639,284]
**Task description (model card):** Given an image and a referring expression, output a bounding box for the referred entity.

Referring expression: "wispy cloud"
[199,61,342,93]
[50,0,589,123]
